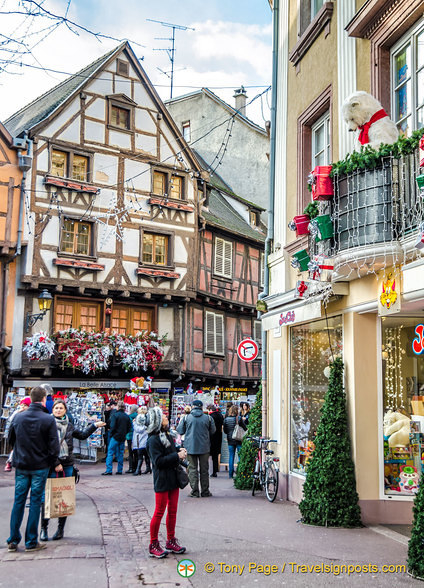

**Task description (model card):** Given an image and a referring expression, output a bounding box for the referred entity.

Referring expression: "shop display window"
[382,317,424,496]
[290,315,343,474]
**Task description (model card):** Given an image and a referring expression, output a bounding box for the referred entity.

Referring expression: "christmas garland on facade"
[23,329,166,375]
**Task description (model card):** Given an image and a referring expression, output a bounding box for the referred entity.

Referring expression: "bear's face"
[342,91,382,130]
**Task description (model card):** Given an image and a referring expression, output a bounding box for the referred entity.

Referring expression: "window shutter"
[214,238,224,275]
[223,240,233,278]
[205,312,215,353]
[215,314,224,355]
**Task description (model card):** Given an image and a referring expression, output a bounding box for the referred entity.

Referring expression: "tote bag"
[232,421,247,442]
[44,476,76,519]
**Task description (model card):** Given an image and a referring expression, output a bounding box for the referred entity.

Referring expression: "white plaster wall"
[122,228,139,257]
[37,147,49,172]
[86,120,105,144]
[133,85,156,111]
[85,98,105,120]
[86,72,113,96]
[96,257,115,277]
[109,130,131,150]
[125,192,149,214]
[122,260,137,285]
[124,160,150,191]
[94,155,117,185]
[135,133,156,156]
[97,188,117,209]
[40,250,57,277]
[115,76,132,96]
[59,118,80,143]
[159,138,174,164]
[43,216,59,246]
[97,227,117,255]
[135,109,156,134]
[222,193,250,222]
[158,306,174,340]
[41,100,80,139]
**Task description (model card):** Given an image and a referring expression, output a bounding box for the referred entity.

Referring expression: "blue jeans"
[8,468,49,548]
[228,444,241,478]
[105,438,125,473]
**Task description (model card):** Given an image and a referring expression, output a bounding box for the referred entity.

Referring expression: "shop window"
[182,121,191,142]
[382,316,424,496]
[60,219,92,256]
[391,22,424,136]
[290,315,343,474]
[55,299,101,332]
[51,148,90,182]
[214,237,233,279]
[152,169,185,200]
[205,311,224,355]
[142,232,169,266]
[111,305,153,335]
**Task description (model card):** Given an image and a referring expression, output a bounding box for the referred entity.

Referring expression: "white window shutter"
[223,240,233,278]
[205,312,215,353]
[215,314,224,354]
[214,238,224,275]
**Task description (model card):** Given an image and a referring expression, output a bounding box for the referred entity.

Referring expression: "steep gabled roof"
[4,45,122,136]
[204,189,265,243]
[166,88,268,136]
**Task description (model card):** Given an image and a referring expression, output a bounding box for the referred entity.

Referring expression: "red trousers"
[150,487,179,542]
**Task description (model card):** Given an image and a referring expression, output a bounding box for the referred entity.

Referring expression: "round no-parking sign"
[237,338,259,362]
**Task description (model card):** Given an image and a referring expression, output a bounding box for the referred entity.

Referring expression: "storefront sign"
[412,325,424,355]
[279,311,296,325]
[12,379,171,389]
[261,301,322,332]
[378,269,401,316]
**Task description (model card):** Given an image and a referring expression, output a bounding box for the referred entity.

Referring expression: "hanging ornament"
[295,280,309,299]
[288,214,310,237]
[291,249,310,272]
[307,255,334,282]
[308,215,334,242]
[310,165,334,201]
[414,223,424,250]
[323,366,331,379]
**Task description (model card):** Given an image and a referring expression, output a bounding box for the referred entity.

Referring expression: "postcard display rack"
[0,389,26,456]
[67,391,105,462]
[170,392,215,428]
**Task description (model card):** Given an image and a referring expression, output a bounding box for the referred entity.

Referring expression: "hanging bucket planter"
[291,249,310,272]
[309,214,334,242]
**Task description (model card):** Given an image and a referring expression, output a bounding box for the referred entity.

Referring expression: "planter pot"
[291,249,310,272]
[311,165,334,201]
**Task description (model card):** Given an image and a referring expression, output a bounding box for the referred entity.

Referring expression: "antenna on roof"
[147,19,195,99]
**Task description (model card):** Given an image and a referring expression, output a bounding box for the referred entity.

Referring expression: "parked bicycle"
[248,436,279,502]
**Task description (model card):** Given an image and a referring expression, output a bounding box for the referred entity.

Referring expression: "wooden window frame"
[54,296,102,332]
[110,302,156,335]
[289,2,334,69]
[204,311,225,357]
[297,85,332,214]
[151,167,186,200]
[50,145,93,183]
[58,216,97,260]
[182,121,191,143]
[311,111,331,168]
[139,227,174,269]
[213,236,233,280]
[107,97,135,134]
[116,58,129,77]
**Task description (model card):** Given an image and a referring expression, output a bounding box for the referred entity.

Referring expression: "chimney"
[233,86,247,116]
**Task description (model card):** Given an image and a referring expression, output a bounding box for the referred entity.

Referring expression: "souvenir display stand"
[66,391,105,463]
[0,388,26,456]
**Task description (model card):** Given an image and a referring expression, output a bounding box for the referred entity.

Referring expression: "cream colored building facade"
[264,0,424,524]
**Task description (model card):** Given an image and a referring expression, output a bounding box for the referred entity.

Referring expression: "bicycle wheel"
[265,462,279,502]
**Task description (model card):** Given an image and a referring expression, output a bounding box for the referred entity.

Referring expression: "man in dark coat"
[7,384,60,552]
[176,399,215,497]
[102,400,131,475]
[207,404,224,477]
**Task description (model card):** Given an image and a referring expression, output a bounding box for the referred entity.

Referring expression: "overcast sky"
[0,0,272,126]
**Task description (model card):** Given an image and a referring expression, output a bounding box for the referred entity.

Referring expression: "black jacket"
[223,415,247,447]
[109,409,131,442]
[8,403,60,470]
[146,432,179,493]
[209,410,224,453]
[53,418,97,468]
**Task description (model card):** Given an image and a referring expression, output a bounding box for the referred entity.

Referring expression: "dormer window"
[111,105,130,130]
[250,210,259,227]
[107,94,136,133]
[152,169,185,200]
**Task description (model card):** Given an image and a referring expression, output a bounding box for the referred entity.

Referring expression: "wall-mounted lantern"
[25,289,53,332]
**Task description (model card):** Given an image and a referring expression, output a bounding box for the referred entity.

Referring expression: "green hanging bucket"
[311,214,334,242]
[291,249,310,272]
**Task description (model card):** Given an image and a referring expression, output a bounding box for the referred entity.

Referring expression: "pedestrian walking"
[146,406,187,558]
[4,397,31,472]
[126,405,138,473]
[40,400,105,541]
[6,384,60,552]
[207,404,224,477]
[240,402,250,428]
[223,405,247,479]
[176,399,215,497]
[133,407,151,475]
[103,400,117,458]
[102,400,131,475]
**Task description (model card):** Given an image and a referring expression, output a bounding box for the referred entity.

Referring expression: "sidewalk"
[0,461,421,587]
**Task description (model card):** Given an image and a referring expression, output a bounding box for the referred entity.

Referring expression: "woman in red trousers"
[146,406,187,558]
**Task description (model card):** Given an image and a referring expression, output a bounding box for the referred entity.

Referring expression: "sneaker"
[101,472,112,476]
[189,491,200,498]
[201,490,213,497]
[165,537,186,554]
[4,462,12,472]
[115,472,122,475]
[149,541,167,559]
[7,542,17,552]
[25,542,47,552]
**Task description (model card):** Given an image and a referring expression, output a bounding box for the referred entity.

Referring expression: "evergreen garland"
[234,386,262,490]
[407,471,424,579]
[299,358,362,527]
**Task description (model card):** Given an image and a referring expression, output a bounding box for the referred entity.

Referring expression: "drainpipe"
[258,0,279,437]
[0,132,32,351]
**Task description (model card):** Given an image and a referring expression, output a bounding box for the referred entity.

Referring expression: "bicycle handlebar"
[246,436,278,445]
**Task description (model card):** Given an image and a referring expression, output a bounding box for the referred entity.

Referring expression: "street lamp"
[25,289,53,332]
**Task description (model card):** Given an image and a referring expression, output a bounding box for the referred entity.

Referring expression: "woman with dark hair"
[146,406,187,558]
[240,402,250,428]
[40,400,105,541]
[223,404,247,479]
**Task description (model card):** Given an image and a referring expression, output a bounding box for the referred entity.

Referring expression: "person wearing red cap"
[4,398,31,472]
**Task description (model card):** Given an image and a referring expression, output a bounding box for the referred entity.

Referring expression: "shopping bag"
[232,424,247,442]
[44,476,76,519]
